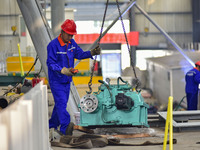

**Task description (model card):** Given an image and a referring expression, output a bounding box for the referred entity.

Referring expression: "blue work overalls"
[185,67,200,110]
[47,34,92,134]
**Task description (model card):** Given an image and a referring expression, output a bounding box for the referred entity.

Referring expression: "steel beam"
[74,0,137,67]
[17,0,79,116]
[129,5,136,67]
[192,0,200,43]
[17,0,54,78]
[134,3,195,67]
[51,0,65,37]
[158,111,200,128]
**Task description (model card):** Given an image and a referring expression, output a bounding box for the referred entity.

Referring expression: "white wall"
[136,0,192,49]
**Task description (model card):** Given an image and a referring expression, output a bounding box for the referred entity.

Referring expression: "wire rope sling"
[86,0,140,94]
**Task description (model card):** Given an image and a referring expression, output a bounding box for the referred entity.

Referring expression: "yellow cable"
[163,96,173,150]
[169,96,173,150]
[17,43,24,76]
[163,98,170,150]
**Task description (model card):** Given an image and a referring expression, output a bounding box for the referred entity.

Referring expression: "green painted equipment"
[79,77,149,128]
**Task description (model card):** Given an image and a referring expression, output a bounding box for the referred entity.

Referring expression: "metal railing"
[0,82,51,150]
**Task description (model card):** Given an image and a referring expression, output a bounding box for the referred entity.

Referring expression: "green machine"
[79,77,149,128]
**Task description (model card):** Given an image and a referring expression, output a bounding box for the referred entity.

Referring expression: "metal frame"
[158,111,200,131]
[74,0,137,67]
[134,3,194,67]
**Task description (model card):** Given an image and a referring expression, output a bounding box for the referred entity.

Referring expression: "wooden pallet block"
[103,133,151,139]
[74,125,94,134]
[74,125,151,139]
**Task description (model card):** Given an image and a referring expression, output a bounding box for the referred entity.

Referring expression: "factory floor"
[51,127,200,150]
[49,85,200,150]
[1,84,200,150]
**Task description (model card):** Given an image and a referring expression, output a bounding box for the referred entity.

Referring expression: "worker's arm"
[46,44,63,72]
[194,71,200,83]
[72,39,94,59]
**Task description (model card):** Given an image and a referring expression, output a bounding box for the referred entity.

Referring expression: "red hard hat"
[195,61,200,66]
[61,19,77,35]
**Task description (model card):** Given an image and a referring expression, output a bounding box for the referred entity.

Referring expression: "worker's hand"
[91,45,101,56]
[61,67,74,76]
[70,68,79,74]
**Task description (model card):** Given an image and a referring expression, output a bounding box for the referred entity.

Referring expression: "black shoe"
[65,122,74,135]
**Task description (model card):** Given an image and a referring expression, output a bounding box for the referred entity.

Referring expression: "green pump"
[79,77,149,128]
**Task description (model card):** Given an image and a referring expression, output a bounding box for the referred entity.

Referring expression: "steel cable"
[87,0,109,94]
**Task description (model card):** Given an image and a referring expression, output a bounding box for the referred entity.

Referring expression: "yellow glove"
[91,45,101,56]
[61,67,74,76]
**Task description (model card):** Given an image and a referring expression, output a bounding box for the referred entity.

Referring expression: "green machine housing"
[79,77,149,128]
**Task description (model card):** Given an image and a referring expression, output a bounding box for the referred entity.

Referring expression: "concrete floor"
[47,86,200,150]
[51,127,200,150]
[1,85,200,150]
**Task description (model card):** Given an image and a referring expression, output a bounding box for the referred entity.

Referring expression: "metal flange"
[80,94,98,113]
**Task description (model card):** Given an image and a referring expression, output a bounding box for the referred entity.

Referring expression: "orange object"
[70,68,79,74]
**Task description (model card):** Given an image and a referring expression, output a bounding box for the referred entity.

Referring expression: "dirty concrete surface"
[51,127,200,150]
[1,85,199,150]
[47,86,200,150]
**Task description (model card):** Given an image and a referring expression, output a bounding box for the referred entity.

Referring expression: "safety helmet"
[61,19,77,35]
[195,61,200,66]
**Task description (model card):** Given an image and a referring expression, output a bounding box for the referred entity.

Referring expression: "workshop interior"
[1,0,200,150]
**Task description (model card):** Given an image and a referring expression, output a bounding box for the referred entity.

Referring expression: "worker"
[47,19,100,135]
[185,61,200,110]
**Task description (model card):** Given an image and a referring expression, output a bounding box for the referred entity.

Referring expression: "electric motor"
[115,93,134,110]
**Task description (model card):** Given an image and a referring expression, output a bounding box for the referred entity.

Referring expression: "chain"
[87,0,109,94]
[87,58,97,94]
[116,0,140,91]
[87,0,140,94]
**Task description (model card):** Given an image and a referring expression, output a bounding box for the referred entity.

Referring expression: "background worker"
[185,61,200,110]
[47,19,100,135]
